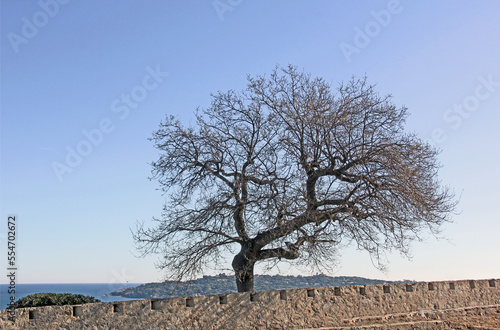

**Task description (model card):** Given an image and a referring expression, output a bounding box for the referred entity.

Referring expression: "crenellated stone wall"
[0,279,498,329]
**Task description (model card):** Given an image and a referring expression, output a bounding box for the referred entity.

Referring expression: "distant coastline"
[0,283,141,310]
[107,274,415,299]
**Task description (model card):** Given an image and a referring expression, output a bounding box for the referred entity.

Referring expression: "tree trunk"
[235,263,254,292]
[232,249,256,292]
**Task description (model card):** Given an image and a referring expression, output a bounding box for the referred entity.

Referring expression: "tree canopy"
[134,65,456,292]
[12,293,100,308]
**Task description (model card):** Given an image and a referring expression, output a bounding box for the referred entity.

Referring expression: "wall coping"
[1,278,498,328]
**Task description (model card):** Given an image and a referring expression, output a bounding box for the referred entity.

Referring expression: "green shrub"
[12,293,100,308]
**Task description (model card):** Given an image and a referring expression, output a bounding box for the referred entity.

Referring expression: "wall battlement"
[1,279,499,329]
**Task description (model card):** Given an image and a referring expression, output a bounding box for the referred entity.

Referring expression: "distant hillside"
[107,274,414,299]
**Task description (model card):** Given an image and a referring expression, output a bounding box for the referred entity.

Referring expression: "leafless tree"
[134,65,456,292]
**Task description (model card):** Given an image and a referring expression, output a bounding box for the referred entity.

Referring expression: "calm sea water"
[0,283,142,310]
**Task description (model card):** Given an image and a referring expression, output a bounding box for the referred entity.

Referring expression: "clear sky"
[1,0,499,284]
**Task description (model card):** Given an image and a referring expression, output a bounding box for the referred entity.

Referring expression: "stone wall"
[0,279,498,329]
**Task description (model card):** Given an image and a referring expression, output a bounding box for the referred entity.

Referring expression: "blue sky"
[1,0,499,284]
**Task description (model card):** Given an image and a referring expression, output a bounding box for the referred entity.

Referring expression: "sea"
[0,283,142,310]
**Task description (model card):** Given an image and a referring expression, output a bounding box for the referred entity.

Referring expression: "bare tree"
[134,65,456,292]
